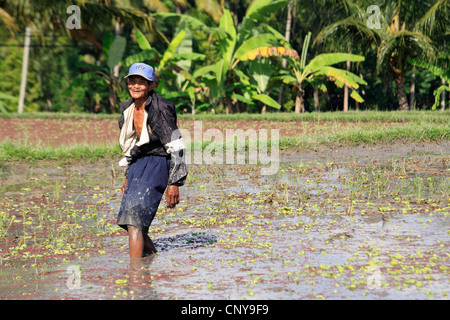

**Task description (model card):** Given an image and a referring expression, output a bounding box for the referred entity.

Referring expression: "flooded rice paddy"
[0,143,449,300]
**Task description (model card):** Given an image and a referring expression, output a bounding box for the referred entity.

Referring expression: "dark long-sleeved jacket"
[118,90,188,186]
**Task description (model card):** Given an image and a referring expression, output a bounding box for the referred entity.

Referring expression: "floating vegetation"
[0,143,449,300]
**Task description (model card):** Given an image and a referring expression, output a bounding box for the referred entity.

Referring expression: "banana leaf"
[308,53,365,71]
[158,30,186,73]
[233,33,280,63]
[252,93,281,109]
[134,28,152,51]
[107,36,126,71]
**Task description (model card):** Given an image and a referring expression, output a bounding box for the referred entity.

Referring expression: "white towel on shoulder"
[118,103,150,167]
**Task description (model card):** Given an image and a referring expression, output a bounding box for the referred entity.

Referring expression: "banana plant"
[276,32,367,113]
[233,58,282,113]
[151,1,288,113]
[124,25,206,112]
[193,8,288,113]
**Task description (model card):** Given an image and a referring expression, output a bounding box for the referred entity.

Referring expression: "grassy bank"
[1,110,449,123]
[180,110,450,124]
[279,122,449,149]
[0,121,448,163]
[0,142,121,163]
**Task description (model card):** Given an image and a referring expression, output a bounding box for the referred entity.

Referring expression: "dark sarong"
[117,155,170,235]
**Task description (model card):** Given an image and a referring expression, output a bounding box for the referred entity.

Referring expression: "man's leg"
[128,225,144,258]
[143,234,157,255]
[128,225,157,258]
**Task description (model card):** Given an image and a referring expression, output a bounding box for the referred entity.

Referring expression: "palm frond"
[407,57,450,82]
[432,84,450,110]
[1,0,154,35]
[415,0,449,37]
[0,7,19,32]
[377,30,435,73]
[325,0,365,17]
[314,15,381,52]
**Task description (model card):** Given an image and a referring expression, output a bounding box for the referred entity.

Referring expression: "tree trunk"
[109,82,117,114]
[224,96,232,114]
[191,96,196,115]
[295,93,301,113]
[343,58,350,112]
[261,105,266,114]
[410,65,416,110]
[109,18,123,114]
[441,78,446,111]
[277,0,293,108]
[94,94,100,113]
[295,86,304,113]
[113,19,122,79]
[395,72,409,111]
[313,87,319,112]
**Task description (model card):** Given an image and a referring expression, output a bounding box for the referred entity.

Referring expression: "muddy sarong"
[117,155,169,234]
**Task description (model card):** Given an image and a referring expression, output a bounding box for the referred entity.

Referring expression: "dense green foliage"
[0,0,448,114]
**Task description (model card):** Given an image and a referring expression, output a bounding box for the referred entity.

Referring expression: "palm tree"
[312,0,375,112]
[316,0,447,111]
[0,0,153,35]
[414,0,450,110]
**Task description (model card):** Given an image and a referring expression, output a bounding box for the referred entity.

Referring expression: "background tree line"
[0,0,448,114]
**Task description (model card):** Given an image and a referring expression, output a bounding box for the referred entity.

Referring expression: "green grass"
[0,111,121,120]
[179,110,450,124]
[189,122,449,151]
[0,142,121,162]
[0,111,448,162]
[1,110,449,124]
[279,122,449,149]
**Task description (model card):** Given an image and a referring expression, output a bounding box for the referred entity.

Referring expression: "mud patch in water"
[154,232,218,252]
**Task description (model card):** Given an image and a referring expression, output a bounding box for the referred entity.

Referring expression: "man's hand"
[121,179,128,196]
[165,185,179,208]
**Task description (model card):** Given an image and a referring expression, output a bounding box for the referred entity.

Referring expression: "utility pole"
[18,27,31,114]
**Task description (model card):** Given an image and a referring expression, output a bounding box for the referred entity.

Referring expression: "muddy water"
[0,144,449,300]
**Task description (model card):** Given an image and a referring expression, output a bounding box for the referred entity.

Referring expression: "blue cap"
[124,63,156,82]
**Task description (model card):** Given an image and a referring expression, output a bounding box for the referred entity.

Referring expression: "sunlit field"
[0,111,449,299]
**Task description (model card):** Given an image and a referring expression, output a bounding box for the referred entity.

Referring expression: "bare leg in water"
[128,225,157,259]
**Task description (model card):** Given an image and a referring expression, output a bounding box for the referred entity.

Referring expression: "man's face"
[127,75,154,100]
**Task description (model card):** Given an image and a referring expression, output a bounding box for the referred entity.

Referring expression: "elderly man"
[117,62,187,259]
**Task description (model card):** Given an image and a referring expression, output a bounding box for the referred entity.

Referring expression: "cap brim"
[124,73,153,82]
